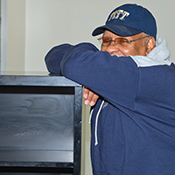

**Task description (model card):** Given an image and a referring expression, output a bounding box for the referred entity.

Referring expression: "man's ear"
[145,37,156,55]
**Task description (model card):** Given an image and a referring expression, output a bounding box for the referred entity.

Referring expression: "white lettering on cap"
[108,10,130,21]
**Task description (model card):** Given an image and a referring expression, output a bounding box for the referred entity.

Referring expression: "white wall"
[1,0,175,72]
[1,0,25,72]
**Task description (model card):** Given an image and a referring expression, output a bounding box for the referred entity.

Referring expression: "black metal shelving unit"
[0,73,82,175]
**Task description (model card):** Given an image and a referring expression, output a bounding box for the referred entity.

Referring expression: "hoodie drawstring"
[94,100,104,146]
[89,108,94,124]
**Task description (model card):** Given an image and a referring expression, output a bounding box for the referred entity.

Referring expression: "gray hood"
[131,38,171,67]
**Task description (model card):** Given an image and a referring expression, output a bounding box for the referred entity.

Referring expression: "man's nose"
[104,42,120,52]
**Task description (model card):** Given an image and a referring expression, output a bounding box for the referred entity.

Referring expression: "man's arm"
[45,42,138,110]
[61,43,138,110]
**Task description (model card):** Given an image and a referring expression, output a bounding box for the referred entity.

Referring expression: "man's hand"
[83,87,99,106]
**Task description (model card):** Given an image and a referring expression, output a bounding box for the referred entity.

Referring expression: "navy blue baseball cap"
[92,4,157,39]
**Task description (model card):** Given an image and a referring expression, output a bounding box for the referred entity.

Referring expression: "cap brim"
[92,24,142,36]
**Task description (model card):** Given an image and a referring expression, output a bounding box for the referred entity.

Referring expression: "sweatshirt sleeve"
[45,44,73,74]
[60,43,139,110]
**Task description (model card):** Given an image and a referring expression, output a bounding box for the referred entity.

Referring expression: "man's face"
[101,30,149,57]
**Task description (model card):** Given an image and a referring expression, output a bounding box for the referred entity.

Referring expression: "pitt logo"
[108,10,130,21]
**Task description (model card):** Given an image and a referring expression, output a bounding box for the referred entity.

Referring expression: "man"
[45,3,175,175]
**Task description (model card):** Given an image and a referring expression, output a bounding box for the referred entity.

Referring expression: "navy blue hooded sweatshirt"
[45,38,175,175]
